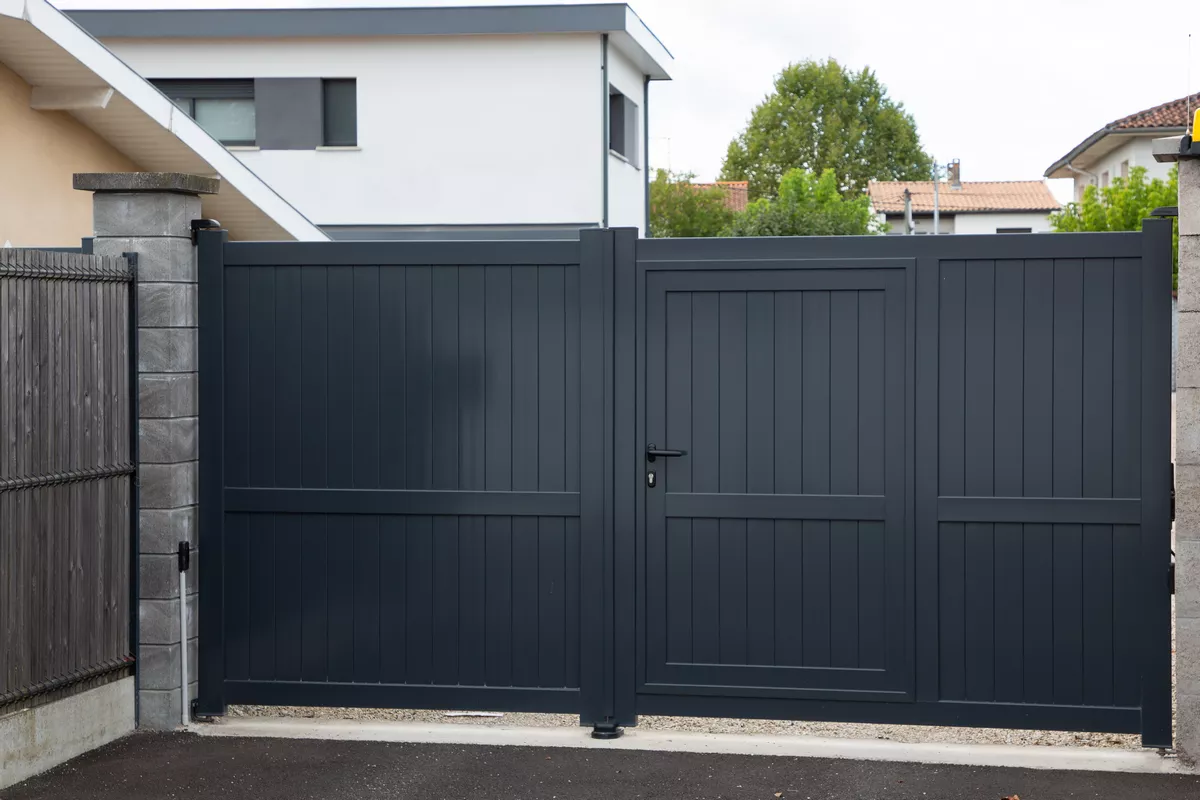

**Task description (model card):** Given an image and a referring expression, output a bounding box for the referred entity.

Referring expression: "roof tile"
[867,180,1061,214]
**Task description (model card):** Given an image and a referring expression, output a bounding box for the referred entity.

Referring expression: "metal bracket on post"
[190,219,221,244]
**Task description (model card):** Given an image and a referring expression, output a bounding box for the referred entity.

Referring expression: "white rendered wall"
[1073,137,1178,202]
[103,35,606,228]
[606,41,645,233]
[953,211,1053,234]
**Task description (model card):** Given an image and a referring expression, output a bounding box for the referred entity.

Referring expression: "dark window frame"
[996,227,1034,234]
[153,79,257,146]
[608,85,640,169]
[322,78,358,147]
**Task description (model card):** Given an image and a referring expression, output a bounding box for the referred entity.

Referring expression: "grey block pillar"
[75,172,219,731]
[1163,142,1200,763]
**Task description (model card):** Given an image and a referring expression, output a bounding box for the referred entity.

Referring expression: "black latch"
[190,218,221,244]
[1170,550,1176,595]
[1171,462,1176,523]
[178,540,191,573]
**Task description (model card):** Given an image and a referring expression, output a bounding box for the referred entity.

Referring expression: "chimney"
[903,188,914,235]
[948,159,962,190]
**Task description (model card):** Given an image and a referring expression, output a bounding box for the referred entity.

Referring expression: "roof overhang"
[0,0,327,241]
[66,3,674,80]
[1045,126,1185,179]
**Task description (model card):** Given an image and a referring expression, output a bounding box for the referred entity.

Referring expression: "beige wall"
[0,62,138,247]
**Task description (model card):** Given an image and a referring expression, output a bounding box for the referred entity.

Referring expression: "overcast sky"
[56,0,1196,202]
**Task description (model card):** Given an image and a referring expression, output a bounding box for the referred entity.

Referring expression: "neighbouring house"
[692,180,750,212]
[68,4,674,239]
[1044,93,1197,201]
[0,0,326,246]
[867,179,1061,235]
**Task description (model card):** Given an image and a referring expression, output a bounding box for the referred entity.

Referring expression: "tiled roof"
[1045,93,1198,177]
[868,180,1061,214]
[693,181,749,212]
[1108,92,1200,130]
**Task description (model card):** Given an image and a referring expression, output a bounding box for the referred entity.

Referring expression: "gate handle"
[647,444,688,463]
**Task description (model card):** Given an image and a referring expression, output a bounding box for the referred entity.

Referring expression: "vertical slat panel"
[405,267,433,490]
[829,291,858,668]
[539,516,567,686]
[300,515,328,681]
[718,292,747,665]
[405,515,434,684]
[353,515,381,683]
[1112,258,1142,707]
[224,513,250,680]
[1053,258,1085,706]
[938,261,966,701]
[274,515,303,681]
[457,516,486,687]
[484,267,512,492]
[224,267,250,487]
[327,267,354,489]
[511,266,539,491]
[857,290,885,669]
[1022,258,1055,705]
[353,267,381,489]
[379,267,406,489]
[432,268,459,490]
[326,514,354,682]
[564,517,581,688]
[964,261,995,702]
[690,292,720,665]
[484,516,513,686]
[565,264,581,494]
[1082,259,1115,707]
[665,292,693,663]
[273,267,303,679]
[993,260,1024,702]
[537,266,567,686]
[459,267,486,492]
[746,292,774,665]
[511,517,540,686]
[801,291,830,668]
[379,517,407,683]
[300,266,329,489]
[432,515,459,683]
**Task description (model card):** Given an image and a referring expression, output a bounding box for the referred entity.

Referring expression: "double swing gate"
[197,221,1174,745]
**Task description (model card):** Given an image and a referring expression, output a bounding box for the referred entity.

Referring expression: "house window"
[996,227,1033,234]
[1121,160,1130,179]
[322,79,357,147]
[608,86,640,168]
[154,79,256,146]
[1101,170,1110,188]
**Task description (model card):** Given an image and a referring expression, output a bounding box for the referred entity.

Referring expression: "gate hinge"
[178,540,191,573]
[1171,462,1176,523]
[1170,550,1176,595]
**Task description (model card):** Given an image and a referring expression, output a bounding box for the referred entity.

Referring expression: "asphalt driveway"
[3,733,1199,800]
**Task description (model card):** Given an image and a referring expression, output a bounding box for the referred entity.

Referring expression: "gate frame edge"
[196,228,229,718]
[1141,216,1174,749]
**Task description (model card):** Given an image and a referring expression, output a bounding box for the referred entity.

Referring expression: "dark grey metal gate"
[198,221,1173,746]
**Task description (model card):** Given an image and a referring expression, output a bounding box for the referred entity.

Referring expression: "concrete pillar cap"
[73,172,220,195]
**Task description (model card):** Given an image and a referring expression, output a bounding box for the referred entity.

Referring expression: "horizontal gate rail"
[224,488,582,516]
[936,496,1142,524]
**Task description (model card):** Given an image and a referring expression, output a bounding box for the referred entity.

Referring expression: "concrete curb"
[191,716,1194,775]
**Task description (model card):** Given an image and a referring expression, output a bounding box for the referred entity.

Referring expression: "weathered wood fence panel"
[0,249,136,709]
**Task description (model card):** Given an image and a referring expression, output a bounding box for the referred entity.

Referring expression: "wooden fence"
[0,249,136,709]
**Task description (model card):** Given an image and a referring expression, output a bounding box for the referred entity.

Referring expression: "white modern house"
[68,4,673,239]
[1045,93,1195,202]
[0,0,325,246]
[868,178,1060,235]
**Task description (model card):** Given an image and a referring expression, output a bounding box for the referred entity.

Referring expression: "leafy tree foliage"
[720,59,932,200]
[648,169,734,238]
[1052,166,1178,288]
[726,168,882,237]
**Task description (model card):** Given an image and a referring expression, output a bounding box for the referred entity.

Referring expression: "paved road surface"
[3,733,1199,799]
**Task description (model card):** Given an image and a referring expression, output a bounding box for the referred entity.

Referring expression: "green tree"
[726,168,882,237]
[720,59,932,200]
[1051,166,1178,288]
[648,169,734,238]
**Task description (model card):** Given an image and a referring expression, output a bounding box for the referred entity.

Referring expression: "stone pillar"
[1165,142,1200,762]
[74,172,218,730]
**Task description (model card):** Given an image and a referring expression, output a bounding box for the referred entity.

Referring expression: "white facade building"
[69,5,672,239]
[1045,94,1193,202]
[868,180,1060,235]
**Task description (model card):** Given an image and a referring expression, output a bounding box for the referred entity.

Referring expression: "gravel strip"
[228,705,1142,750]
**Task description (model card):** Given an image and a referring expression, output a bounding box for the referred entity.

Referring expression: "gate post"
[74,173,218,730]
[1158,137,1200,761]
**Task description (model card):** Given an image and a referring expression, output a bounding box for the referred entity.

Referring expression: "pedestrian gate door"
[198,224,1173,746]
